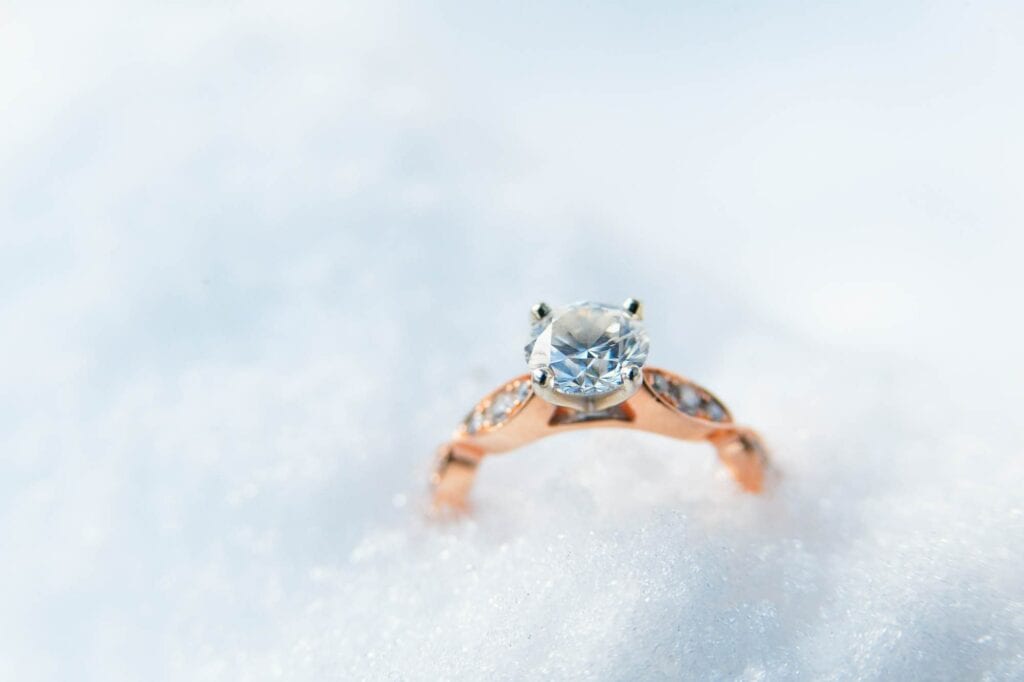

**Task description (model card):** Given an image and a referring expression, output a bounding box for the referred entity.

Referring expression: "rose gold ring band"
[431,367,770,511]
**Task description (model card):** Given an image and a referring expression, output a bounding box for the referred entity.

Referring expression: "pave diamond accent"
[526,301,650,396]
[460,378,533,435]
[462,407,485,435]
[645,368,731,422]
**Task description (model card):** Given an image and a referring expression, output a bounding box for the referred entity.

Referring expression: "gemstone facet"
[645,368,731,423]
[526,301,650,396]
[486,391,517,422]
[459,379,532,434]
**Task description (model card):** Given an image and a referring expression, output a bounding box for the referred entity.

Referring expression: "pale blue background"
[1,1,1022,679]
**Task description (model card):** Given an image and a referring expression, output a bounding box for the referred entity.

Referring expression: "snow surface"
[2,1,1023,680]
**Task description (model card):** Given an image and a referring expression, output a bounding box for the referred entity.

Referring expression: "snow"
[2,1,1023,679]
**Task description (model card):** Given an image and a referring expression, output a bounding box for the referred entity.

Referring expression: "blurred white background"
[2,1,1023,680]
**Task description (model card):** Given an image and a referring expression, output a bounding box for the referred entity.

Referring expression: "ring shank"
[432,368,770,510]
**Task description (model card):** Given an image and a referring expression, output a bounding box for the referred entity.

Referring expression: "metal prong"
[623,298,643,319]
[621,363,643,388]
[531,362,643,412]
[530,302,552,321]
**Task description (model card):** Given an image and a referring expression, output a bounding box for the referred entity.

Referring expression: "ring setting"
[433,299,771,511]
[526,300,650,410]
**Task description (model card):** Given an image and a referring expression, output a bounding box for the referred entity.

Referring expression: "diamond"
[526,302,650,396]
[464,409,484,434]
[459,380,533,436]
[650,372,670,396]
[703,399,726,422]
[486,390,517,424]
[649,371,681,409]
[676,384,702,414]
[515,380,531,403]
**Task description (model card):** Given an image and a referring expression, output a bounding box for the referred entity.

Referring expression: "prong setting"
[526,301,650,412]
[531,369,645,412]
[530,302,552,322]
[623,298,643,319]
[621,363,643,388]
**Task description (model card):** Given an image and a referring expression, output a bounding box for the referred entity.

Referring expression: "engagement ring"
[431,300,771,510]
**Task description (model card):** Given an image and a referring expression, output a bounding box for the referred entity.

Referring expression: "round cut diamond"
[526,301,650,396]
